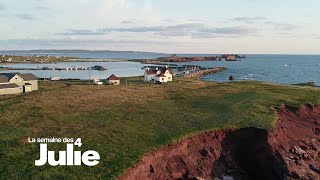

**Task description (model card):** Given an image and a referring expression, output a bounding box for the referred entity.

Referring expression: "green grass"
[1,55,75,63]
[0,79,319,179]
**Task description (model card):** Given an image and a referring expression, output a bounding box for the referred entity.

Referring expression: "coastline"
[1,79,319,179]
[184,67,227,79]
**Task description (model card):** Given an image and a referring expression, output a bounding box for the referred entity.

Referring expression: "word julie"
[35,139,100,166]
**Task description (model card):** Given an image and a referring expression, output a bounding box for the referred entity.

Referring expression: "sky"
[0,0,320,54]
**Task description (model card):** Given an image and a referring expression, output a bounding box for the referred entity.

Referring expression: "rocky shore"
[155,54,246,63]
[118,104,320,180]
[184,67,227,79]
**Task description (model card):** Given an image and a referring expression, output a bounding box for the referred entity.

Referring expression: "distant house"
[154,73,167,83]
[144,66,173,82]
[144,69,157,82]
[107,74,120,85]
[0,73,38,95]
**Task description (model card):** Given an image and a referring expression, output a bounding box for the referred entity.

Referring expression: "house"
[144,68,157,82]
[154,73,167,83]
[160,66,173,82]
[0,73,38,95]
[107,74,120,85]
[144,66,173,82]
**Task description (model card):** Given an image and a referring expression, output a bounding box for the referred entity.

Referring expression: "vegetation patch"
[0,79,319,179]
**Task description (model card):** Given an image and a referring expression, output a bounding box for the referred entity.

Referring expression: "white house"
[154,73,167,83]
[144,68,157,82]
[160,66,173,82]
[144,66,173,82]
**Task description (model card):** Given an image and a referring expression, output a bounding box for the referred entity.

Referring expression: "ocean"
[1,52,319,85]
[175,54,320,85]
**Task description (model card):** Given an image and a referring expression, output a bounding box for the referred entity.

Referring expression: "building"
[160,66,173,82]
[0,73,38,95]
[107,74,120,85]
[154,73,167,83]
[144,69,157,82]
[144,66,173,82]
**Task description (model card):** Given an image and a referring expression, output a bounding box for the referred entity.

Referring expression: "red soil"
[118,104,320,180]
[269,104,320,179]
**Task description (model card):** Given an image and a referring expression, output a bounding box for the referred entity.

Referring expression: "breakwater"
[184,67,227,79]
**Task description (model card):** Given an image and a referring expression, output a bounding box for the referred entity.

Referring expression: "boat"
[50,77,60,81]
[93,78,103,85]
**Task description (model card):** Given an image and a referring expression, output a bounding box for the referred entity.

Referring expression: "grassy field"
[0,79,319,179]
[0,55,75,63]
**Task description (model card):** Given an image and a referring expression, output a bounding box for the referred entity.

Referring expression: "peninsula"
[0,78,319,179]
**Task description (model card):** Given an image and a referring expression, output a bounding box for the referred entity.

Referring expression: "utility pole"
[88,67,91,83]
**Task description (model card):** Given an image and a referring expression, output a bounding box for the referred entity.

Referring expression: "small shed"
[107,74,120,85]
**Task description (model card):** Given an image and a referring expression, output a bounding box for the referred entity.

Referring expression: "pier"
[183,67,227,79]
[142,64,202,72]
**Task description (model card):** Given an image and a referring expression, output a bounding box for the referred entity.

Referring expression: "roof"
[18,73,38,81]
[107,74,120,80]
[156,73,166,77]
[161,67,173,74]
[0,73,38,81]
[0,75,9,83]
[0,73,17,79]
[145,69,157,75]
[0,83,20,90]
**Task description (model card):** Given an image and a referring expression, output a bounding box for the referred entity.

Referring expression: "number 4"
[74,138,82,147]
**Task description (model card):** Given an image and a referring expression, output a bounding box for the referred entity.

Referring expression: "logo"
[29,137,100,166]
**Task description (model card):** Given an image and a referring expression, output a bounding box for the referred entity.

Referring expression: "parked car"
[154,81,163,84]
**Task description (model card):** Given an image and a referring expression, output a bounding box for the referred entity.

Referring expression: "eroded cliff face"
[118,105,320,180]
[269,104,320,179]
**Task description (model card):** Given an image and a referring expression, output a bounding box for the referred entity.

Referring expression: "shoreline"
[184,67,227,79]
[1,77,320,179]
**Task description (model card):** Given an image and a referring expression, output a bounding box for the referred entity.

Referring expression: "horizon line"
[1,49,320,56]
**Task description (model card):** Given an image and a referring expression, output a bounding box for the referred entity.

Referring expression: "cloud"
[0,3,5,11]
[265,21,299,31]
[58,29,106,36]
[205,26,259,35]
[230,16,267,24]
[35,5,51,10]
[0,38,172,50]
[228,17,298,31]
[121,20,135,24]
[58,23,258,38]
[15,14,37,20]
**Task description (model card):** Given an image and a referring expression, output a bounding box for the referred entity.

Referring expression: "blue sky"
[0,0,320,54]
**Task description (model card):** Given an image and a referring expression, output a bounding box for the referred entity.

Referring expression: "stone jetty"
[184,67,226,79]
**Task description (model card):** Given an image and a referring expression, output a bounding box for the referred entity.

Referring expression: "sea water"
[1,52,319,85]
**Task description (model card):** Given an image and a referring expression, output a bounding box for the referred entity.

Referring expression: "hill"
[0,79,319,179]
